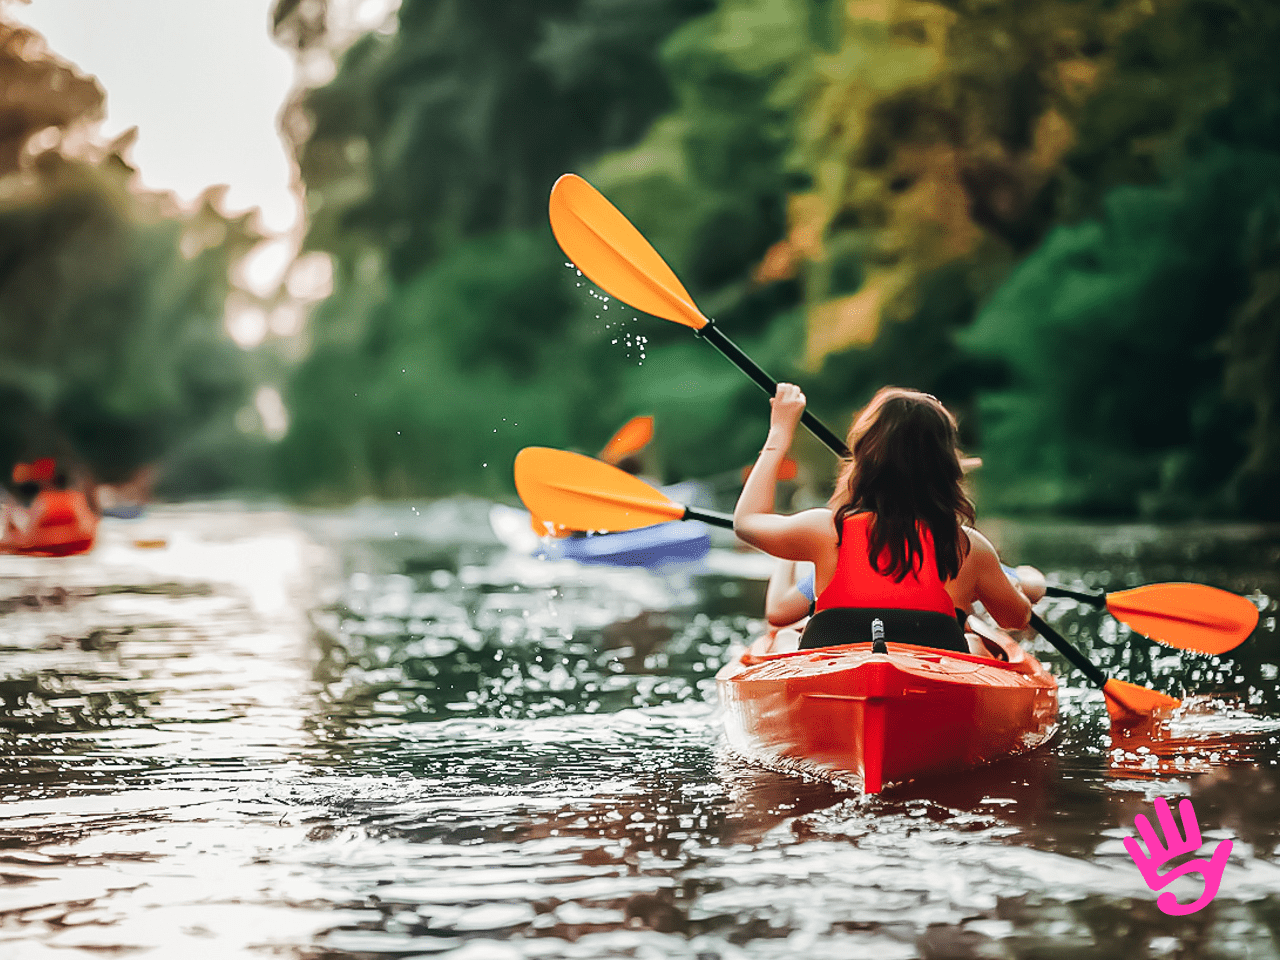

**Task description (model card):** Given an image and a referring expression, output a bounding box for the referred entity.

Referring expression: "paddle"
[1003,565,1258,656]
[599,415,654,466]
[532,415,657,536]
[518,447,1180,718]
[1042,582,1258,656]
[547,173,1183,718]
[514,447,734,533]
[1029,613,1181,720]
[549,174,850,458]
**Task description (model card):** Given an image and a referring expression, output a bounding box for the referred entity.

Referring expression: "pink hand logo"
[1124,797,1233,916]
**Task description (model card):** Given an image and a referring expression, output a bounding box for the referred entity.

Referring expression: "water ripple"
[1,504,1278,958]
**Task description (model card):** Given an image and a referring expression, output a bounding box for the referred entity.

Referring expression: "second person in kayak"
[735,383,1039,653]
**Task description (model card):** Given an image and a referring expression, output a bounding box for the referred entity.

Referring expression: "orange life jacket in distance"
[814,512,954,616]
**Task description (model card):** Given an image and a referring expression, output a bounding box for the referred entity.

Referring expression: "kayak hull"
[553,521,711,568]
[716,626,1058,793]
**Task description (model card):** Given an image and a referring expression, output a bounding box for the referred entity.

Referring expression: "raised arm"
[734,384,832,561]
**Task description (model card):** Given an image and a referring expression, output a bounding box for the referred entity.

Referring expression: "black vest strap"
[798,607,968,653]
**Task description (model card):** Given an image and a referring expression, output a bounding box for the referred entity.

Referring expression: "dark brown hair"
[829,387,975,582]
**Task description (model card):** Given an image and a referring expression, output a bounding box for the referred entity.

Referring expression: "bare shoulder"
[795,506,835,526]
[961,526,1000,564]
[777,507,837,555]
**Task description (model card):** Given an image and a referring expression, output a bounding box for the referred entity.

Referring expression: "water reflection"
[1108,697,1280,776]
[1,503,1278,958]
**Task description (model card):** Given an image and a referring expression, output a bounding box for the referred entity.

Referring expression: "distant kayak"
[555,519,711,568]
[1,489,98,557]
[489,503,711,569]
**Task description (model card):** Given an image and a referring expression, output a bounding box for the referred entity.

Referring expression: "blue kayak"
[550,521,711,568]
[489,504,711,568]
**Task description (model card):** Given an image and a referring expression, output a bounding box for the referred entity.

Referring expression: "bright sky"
[12,0,301,235]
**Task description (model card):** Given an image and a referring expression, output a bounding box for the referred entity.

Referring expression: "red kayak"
[1,489,99,557]
[716,617,1059,794]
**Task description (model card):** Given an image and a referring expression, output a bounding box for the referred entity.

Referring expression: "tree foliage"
[963,149,1272,515]
[272,0,732,499]
[0,10,262,487]
[780,0,1156,362]
[277,230,595,499]
[273,0,1280,517]
[960,0,1280,516]
[281,0,714,285]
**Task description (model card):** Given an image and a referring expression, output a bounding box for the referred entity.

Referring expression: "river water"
[2,502,1278,959]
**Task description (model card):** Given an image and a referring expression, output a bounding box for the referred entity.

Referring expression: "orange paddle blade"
[600,415,654,465]
[548,174,710,330]
[1103,678,1181,723]
[514,447,685,533]
[741,456,798,484]
[1105,583,1260,655]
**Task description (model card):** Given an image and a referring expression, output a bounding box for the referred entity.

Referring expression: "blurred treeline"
[272,0,1280,518]
[4,0,1279,518]
[0,6,281,496]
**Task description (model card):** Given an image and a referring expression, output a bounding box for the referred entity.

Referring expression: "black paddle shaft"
[1030,612,1109,690]
[1044,584,1108,608]
[682,505,734,529]
[697,321,851,458]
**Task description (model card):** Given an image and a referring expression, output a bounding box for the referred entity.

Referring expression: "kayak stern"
[717,637,1058,793]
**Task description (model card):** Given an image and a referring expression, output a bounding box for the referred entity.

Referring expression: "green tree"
[277,0,713,285]
[591,0,835,301]
[1223,194,1280,518]
[277,230,589,499]
[961,0,1280,517]
[272,0,719,499]
[962,150,1272,515]
[783,0,1153,363]
[0,8,263,488]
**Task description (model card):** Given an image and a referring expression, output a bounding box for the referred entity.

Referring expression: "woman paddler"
[735,384,1043,655]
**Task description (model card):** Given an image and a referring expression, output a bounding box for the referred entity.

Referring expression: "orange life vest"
[814,512,954,616]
